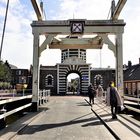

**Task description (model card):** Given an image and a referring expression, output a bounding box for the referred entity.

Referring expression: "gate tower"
[57,48,90,95]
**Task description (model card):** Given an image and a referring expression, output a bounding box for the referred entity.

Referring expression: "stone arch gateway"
[58,63,90,95]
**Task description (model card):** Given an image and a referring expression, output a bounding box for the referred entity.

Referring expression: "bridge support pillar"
[115,33,124,97]
[31,33,40,112]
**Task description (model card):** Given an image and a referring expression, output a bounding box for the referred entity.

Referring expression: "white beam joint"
[99,34,116,55]
[39,35,54,55]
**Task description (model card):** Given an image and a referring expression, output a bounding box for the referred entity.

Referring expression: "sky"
[0,0,140,69]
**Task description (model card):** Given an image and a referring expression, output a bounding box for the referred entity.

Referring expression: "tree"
[71,79,78,93]
[0,60,12,82]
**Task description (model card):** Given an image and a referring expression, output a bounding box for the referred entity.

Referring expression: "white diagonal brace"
[39,35,54,55]
[99,34,116,56]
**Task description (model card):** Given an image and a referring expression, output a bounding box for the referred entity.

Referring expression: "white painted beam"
[32,33,40,111]
[39,35,54,55]
[49,44,103,49]
[49,37,103,49]
[31,20,125,34]
[112,0,127,20]
[99,34,116,55]
[31,0,43,20]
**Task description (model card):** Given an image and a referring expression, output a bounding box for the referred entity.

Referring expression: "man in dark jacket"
[88,84,95,106]
[110,85,118,119]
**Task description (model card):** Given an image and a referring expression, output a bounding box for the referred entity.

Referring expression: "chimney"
[128,61,132,68]
[139,58,140,64]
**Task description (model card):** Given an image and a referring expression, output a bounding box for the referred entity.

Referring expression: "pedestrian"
[88,83,95,106]
[97,84,104,103]
[106,81,123,119]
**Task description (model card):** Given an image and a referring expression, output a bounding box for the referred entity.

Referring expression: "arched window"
[48,76,52,85]
[94,74,103,87]
[45,74,54,87]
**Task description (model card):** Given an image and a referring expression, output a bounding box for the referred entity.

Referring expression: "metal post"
[57,64,59,94]
[43,89,45,104]
[0,0,10,60]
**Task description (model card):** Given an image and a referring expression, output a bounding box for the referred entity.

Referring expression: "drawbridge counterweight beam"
[31,0,43,21]
[112,0,127,20]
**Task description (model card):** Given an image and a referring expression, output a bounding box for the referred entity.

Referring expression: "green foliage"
[71,79,78,91]
[0,81,11,89]
[0,61,12,82]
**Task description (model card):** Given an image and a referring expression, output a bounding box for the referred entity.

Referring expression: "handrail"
[0,89,50,129]
[0,95,32,105]
[124,105,140,113]
[0,103,32,119]
[39,89,50,105]
[124,96,140,102]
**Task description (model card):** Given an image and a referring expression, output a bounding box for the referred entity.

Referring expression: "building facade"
[123,60,140,97]
[39,49,115,95]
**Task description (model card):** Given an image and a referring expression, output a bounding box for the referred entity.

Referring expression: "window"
[19,76,26,84]
[45,74,54,87]
[128,83,132,95]
[48,76,52,85]
[16,70,21,75]
[94,74,103,87]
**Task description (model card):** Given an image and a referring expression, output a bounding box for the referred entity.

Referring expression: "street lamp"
[21,76,28,96]
[21,77,25,96]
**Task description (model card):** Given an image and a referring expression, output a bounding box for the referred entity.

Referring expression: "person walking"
[88,83,95,106]
[106,81,123,119]
[97,84,104,103]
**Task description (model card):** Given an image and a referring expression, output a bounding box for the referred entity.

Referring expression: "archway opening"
[66,72,81,95]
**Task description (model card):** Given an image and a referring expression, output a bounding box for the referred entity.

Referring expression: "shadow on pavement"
[18,116,100,135]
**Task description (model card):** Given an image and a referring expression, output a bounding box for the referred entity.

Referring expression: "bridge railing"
[39,89,50,105]
[124,95,140,113]
[0,89,50,129]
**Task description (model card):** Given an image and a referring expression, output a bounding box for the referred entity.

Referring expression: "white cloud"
[0,0,34,68]
[54,0,111,20]
[40,49,61,66]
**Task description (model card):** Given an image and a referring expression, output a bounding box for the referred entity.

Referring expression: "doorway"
[66,72,81,95]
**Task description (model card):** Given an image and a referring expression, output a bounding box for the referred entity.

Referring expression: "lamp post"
[21,77,24,96]
[21,76,28,96]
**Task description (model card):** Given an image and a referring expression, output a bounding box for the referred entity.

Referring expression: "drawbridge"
[31,0,127,111]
